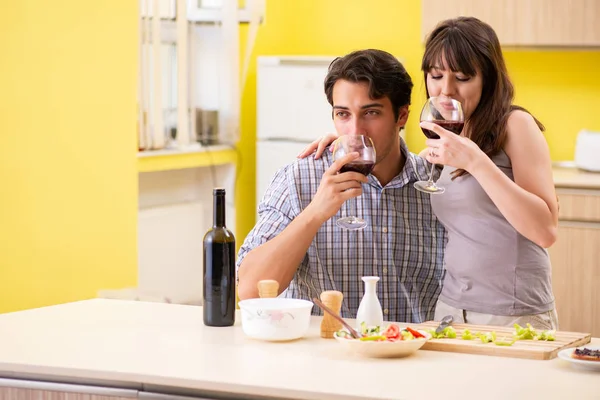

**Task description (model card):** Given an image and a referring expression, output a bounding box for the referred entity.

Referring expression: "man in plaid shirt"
[237,49,445,323]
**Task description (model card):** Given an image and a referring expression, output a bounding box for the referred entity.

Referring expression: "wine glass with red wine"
[413,97,464,194]
[332,134,376,230]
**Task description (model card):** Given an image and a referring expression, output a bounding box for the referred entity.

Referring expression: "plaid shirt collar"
[367,137,430,189]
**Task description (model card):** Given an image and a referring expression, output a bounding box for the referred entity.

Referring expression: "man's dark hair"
[324,49,413,121]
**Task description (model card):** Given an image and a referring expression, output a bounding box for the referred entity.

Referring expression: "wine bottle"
[203,188,236,326]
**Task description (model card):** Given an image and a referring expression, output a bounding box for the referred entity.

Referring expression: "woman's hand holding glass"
[421,121,486,173]
[414,97,464,194]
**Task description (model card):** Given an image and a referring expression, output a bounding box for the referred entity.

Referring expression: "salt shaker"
[319,290,344,339]
[257,280,279,298]
[355,276,383,331]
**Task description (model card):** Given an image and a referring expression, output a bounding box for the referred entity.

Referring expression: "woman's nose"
[441,78,455,97]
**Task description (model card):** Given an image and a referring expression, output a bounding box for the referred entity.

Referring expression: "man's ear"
[396,105,410,129]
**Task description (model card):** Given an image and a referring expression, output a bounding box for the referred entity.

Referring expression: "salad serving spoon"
[313,297,363,339]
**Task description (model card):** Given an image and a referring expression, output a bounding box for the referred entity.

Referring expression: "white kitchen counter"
[0,299,597,400]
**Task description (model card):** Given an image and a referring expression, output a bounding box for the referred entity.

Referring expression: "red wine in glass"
[339,160,375,176]
[332,135,376,230]
[421,120,465,139]
[414,97,465,195]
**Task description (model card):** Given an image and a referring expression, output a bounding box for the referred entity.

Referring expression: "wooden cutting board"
[414,321,591,360]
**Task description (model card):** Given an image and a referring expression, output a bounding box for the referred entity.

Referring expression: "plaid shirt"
[238,139,446,323]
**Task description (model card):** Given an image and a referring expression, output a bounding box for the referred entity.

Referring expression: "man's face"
[331,79,406,165]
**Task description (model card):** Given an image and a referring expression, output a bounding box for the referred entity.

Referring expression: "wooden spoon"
[313,297,363,339]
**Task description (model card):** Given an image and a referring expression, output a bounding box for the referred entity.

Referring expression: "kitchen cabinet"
[139,392,221,400]
[0,389,133,400]
[421,0,600,46]
[549,188,600,337]
[0,378,137,400]
[0,379,225,400]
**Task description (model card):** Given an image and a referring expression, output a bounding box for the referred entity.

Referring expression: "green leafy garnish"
[477,331,496,343]
[425,323,556,346]
[359,322,382,336]
[536,330,556,341]
[514,323,555,341]
[401,330,415,340]
[426,326,456,339]
[360,321,367,335]
[444,326,457,338]
[494,336,516,346]
[514,323,536,340]
[461,329,474,340]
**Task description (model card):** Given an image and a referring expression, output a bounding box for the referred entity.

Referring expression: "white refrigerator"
[256,56,337,208]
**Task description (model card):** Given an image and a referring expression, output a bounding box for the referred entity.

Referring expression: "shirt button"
[383,268,388,273]
[384,309,389,315]
[382,227,388,233]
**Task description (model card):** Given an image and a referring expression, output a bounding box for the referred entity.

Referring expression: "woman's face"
[426,56,483,121]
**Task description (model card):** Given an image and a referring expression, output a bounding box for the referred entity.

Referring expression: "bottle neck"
[213,193,226,228]
[363,280,377,294]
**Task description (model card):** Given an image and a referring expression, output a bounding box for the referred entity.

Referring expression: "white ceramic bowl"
[333,329,431,358]
[238,298,314,341]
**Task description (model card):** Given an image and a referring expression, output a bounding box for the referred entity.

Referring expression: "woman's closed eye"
[431,74,471,82]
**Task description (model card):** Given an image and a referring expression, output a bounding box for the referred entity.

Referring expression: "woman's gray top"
[430,150,555,316]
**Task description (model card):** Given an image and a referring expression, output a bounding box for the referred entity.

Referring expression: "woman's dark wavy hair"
[324,49,413,123]
[422,17,544,178]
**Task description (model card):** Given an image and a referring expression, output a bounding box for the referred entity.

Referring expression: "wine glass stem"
[428,162,437,184]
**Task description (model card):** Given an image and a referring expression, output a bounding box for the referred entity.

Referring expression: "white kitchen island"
[0,299,597,400]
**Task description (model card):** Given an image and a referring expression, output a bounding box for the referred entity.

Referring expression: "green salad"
[336,322,427,342]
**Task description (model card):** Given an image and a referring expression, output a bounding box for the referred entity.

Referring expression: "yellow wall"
[237,0,600,242]
[0,1,138,313]
[504,50,600,161]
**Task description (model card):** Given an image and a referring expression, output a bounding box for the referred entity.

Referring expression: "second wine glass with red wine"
[413,96,464,194]
[332,135,376,230]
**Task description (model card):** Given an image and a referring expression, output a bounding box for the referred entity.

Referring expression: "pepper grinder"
[257,280,279,298]
[355,276,383,331]
[319,290,344,339]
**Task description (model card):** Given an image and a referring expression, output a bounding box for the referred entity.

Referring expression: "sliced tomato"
[405,326,426,338]
[382,324,400,340]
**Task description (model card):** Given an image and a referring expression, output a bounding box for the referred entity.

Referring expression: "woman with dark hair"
[299,17,559,329]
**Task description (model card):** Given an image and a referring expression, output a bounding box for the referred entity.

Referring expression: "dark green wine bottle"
[203,188,235,326]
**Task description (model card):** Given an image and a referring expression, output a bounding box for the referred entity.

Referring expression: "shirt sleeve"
[236,165,297,274]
